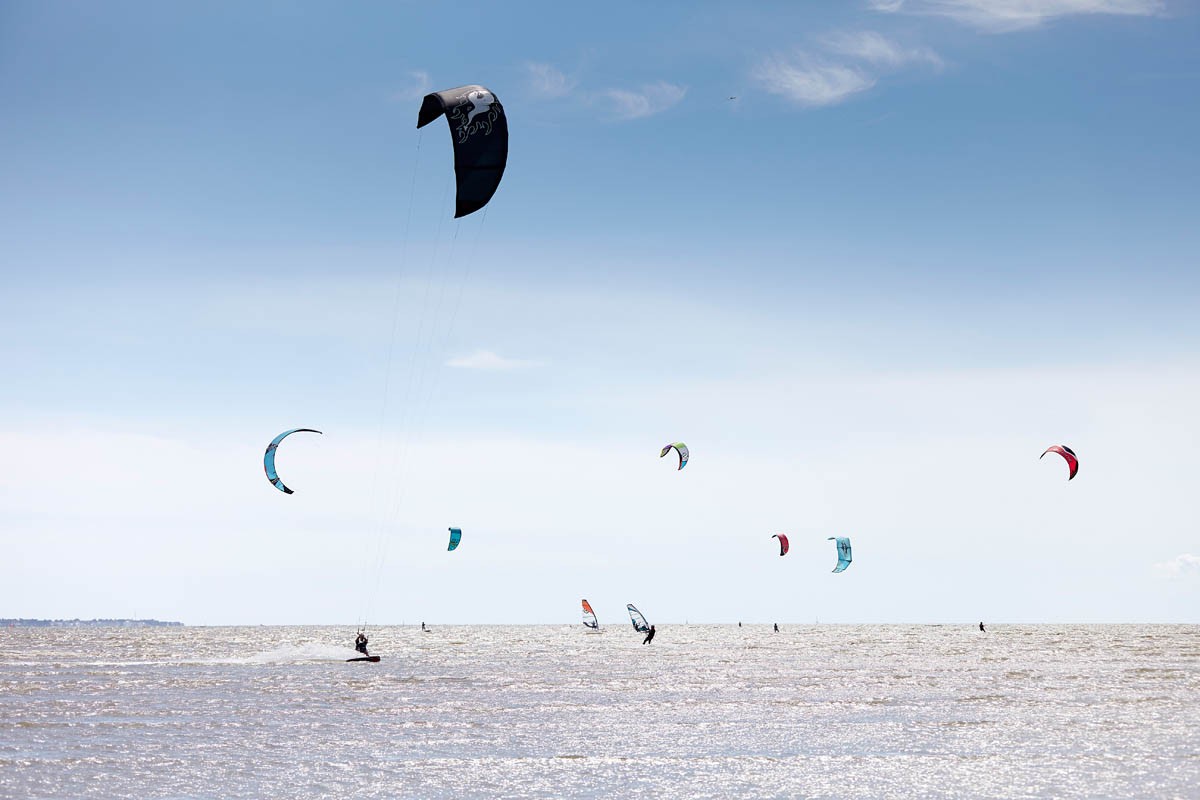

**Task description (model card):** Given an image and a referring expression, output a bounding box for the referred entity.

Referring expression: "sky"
[2,0,1198,625]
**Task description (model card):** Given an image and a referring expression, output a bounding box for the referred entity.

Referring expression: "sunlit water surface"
[2,624,1197,799]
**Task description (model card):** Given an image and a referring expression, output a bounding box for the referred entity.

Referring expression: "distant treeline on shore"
[2,619,184,628]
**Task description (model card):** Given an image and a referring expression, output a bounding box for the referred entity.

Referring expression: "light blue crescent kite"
[263,428,322,494]
[447,527,462,551]
[660,442,689,470]
[828,537,852,573]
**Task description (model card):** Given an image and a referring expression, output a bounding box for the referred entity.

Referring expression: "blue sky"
[2,1,1198,625]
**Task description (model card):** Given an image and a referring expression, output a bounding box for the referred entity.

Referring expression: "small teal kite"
[828,537,852,573]
[447,527,462,551]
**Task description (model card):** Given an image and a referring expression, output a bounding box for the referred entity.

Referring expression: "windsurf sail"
[447,527,462,551]
[581,599,599,629]
[828,537,852,573]
[627,603,650,632]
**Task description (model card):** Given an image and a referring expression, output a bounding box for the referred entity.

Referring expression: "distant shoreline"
[2,619,183,628]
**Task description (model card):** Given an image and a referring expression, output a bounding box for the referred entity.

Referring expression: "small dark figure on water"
[979,622,986,632]
[642,624,656,645]
[738,622,742,628]
[421,622,427,631]
[355,631,369,655]
[774,623,779,633]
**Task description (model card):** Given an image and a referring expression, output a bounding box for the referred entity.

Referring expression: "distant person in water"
[979,622,986,632]
[642,624,656,645]
[355,631,369,655]
[774,623,779,633]
[421,622,427,632]
[738,622,742,628]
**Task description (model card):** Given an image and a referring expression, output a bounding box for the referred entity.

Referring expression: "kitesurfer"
[774,623,779,633]
[642,625,656,645]
[355,631,369,655]
[979,622,986,633]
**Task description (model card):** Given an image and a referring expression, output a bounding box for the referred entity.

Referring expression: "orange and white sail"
[581,599,599,630]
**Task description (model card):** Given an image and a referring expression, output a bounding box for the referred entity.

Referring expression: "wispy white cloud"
[823,30,944,68]
[446,349,541,370]
[524,62,576,98]
[1154,553,1200,578]
[520,70,685,120]
[872,0,1164,32]
[755,55,876,107]
[391,69,431,102]
[756,29,942,108]
[601,81,688,120]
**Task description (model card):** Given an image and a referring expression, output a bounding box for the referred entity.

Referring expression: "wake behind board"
[346,656,381,663]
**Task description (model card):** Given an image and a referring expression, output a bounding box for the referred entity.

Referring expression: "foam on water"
[1,624,1197,799]
[229,642,362,665]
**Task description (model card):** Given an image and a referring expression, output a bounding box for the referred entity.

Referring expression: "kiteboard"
[346,656,381,663]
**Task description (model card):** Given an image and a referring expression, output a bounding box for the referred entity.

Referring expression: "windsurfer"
[774,623,779,633]
[642,624,656,645]
[421,622,427,632]
[355,631,369,655]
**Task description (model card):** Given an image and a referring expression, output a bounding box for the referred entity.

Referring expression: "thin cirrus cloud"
[822,30,944,68]
[755,57,875,107]
[601,81,688,120]
[521,66,684,120]
[869,0,1164,32]
[392,69,432,102]
[446,350,542,370]
[524,62,576,98]
[756,30,940,108]
[1154,553,1200,578]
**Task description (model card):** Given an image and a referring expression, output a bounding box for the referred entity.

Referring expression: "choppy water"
[1,624,1197,799]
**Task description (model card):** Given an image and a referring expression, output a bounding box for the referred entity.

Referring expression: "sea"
[1,624,1197,799]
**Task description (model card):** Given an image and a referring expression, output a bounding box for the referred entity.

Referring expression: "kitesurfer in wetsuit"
[774,623,779,633]
[355,631,369,655]
[979,622,986,632]
[642,625,656,645]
